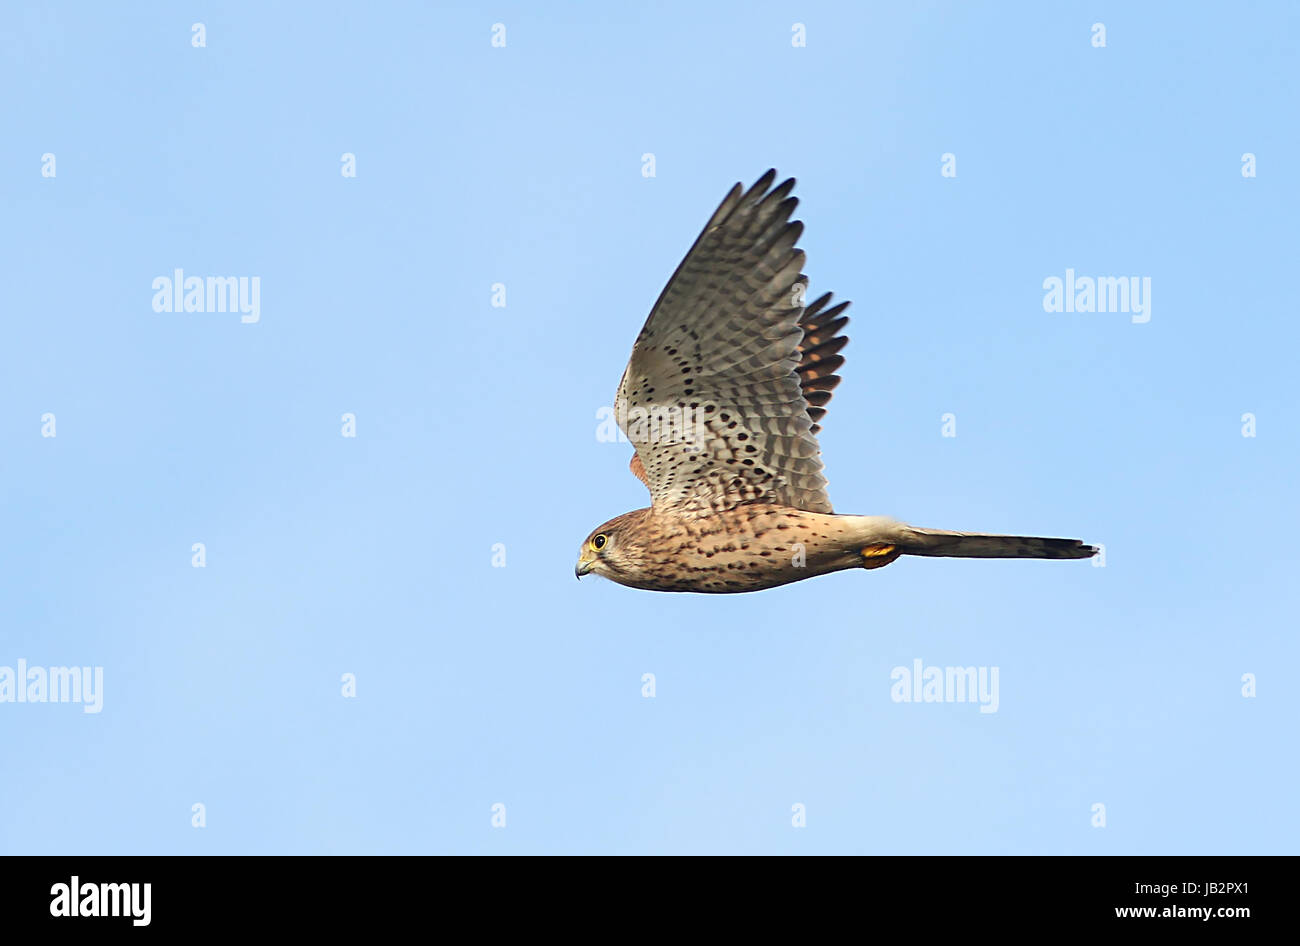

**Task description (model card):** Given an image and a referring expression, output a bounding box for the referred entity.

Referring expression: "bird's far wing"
[614,171,849,516]
[628,452,649,490]
[795,291,850,436]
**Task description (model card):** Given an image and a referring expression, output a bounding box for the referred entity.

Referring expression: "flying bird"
[576,170,1096,593]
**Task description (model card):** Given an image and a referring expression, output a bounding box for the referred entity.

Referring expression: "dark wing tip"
[747,169,779,199]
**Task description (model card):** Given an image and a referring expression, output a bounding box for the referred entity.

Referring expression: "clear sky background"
[2,2,1296,854]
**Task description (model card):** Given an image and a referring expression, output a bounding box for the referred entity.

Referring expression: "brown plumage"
[576,171,1096,594]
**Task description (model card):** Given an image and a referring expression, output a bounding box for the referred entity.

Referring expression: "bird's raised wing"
[614,171,850,515]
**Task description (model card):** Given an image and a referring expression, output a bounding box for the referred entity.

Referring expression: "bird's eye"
[591,534,608,551]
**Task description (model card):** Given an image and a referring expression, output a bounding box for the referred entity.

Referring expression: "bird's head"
[575,509,653,586]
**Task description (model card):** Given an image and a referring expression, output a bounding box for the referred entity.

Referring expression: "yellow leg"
[860,544,901,570]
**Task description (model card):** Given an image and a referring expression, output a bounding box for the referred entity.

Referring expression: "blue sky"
[1,1,1296,854]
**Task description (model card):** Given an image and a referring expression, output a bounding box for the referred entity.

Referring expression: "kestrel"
[576,170,1096,593]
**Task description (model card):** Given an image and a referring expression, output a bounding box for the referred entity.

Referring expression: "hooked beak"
[575,554,597,580]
